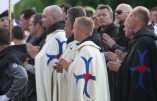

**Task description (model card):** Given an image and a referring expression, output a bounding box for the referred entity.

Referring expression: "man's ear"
[50,16,56,23]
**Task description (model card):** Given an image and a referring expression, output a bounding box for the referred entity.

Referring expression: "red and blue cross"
[46,38,66,65]
[129,49,151,89]
[73,56,96,98]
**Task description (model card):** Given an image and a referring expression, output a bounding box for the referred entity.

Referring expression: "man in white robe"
[35,5,67,101]
[60,17,110,101]
[54,7,86,101]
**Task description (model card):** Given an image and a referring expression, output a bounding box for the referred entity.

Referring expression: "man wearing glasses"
[102,3,132,52]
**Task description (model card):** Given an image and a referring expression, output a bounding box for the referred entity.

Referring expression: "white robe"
[154,24,157,35]
[58,40,79,101]
[35,30,67,101]
[67,41,110,101]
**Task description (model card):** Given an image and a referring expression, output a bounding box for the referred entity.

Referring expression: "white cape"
[67,41,110,101]
[35,30,67,101]
[58,40,79,101]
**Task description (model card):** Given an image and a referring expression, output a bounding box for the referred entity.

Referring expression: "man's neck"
[13,39,26,45]
[133,24,144,34]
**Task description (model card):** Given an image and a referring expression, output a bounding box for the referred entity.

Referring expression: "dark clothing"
[117,25,157,101]
[98,23,119,52]
[0,45,28,100]
[98,23,119,38]
[111,25,130,52]
[67,35,74,44]
[28,32,46,65]
[92,29,105,52]
[0,44,27,67]
[26,34,36,44]
[98,23,119,101]
[22,21,65,101]
[23,32,46,101]
[45,21,65,35]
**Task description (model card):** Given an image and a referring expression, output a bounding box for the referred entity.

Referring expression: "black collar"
[45,21,65,34]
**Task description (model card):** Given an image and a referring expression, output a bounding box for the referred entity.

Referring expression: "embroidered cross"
[46,38,66,65]
[73,57,96,98]
[129,49,151,89]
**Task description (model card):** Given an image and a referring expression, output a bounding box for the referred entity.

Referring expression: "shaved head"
[133,6,150,25]
[115,3,132,25]
[42,5,64,28]
[116,3,132,12]
[43,5,63,21]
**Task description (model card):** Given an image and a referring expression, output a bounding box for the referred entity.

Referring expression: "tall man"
[54,6,86,101]
[63,16,110,101]
[0,28,28,101]
[117,6,157,101]
[102,3,132,51]
[20,9,36,42]
[35,5,66,101]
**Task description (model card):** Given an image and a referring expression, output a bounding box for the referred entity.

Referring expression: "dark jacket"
[117,25,157,101]
[111,25,130,52]
[98,22,119,52]
[92,29,105,52]
[45,21,65,35]
[0,45,28,101]
[98,23,119,101]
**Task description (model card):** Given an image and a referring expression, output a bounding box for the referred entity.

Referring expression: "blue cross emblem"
[73,56,96,98]
[46,38,66,65]
[129,49,151,89]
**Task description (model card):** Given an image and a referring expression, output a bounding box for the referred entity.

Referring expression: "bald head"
[116,3,132,12]
[115,3,132,25]
[43,5,63,21]
[42,5,64,28]
[133,6,150,25]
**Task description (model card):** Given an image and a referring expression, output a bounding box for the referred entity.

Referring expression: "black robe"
[116,25,157,101]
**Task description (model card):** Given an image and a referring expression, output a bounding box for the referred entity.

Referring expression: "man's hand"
[102,33,116,48]
[54,58,73,72]
[26,43,40,59]
[0,95,9,101]
[60,58,72,71]
[115,49,127,61]
[107,61,121,72]
[105,51,119,62]
[54,61,63,73]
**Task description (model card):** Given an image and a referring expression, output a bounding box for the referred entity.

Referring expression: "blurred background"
[12,0,157,18]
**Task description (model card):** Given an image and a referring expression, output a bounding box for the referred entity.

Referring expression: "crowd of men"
[0,3,157,101]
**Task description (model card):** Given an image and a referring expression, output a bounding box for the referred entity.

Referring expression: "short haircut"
[75,16,94,35]
[12,26,25,40]
[59,3,71,14]
[0,28,10,45]
[20,9,36,20]
[134,7,150,25]
[33,13,43,26]
[67,6,86,22]
[96,4,113,17]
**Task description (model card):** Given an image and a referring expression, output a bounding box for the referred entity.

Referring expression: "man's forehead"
[0,17,9,21]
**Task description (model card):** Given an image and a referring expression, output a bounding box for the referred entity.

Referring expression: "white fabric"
[0,95,9,101]
[58,40,79,101]
[35,30,67,101]
[154,24,157,35]
[67,41,110,101]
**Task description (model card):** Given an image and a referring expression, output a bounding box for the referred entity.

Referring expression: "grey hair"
[67,6,86,23]
[45,5,64,22]
[96,4,113,17]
